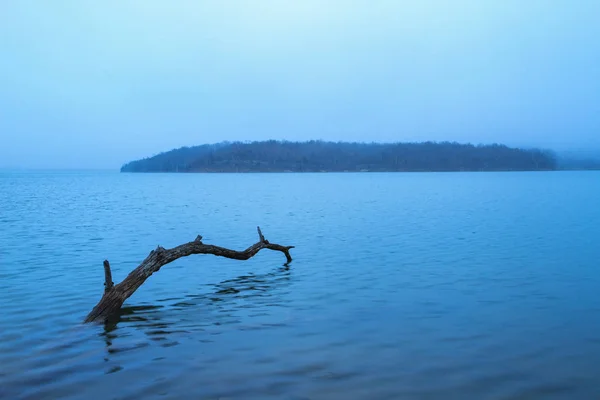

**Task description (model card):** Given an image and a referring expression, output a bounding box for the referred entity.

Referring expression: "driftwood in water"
[85,227,293,323]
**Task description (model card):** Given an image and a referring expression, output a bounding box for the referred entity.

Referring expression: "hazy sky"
[1,1,599,169]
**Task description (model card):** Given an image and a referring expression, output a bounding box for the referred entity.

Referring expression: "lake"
[1,170,600,399]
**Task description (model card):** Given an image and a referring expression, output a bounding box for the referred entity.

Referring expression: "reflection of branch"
[100,265,292,361]
[211,265,291,298]
[85,227,294,323]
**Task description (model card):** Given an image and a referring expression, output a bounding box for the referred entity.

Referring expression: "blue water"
[1,171,600,399]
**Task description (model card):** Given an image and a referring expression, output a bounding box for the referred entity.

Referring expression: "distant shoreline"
[121,140,564,173]
[120,169,570,173]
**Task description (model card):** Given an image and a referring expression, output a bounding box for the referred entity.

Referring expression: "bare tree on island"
[85,227,293,323]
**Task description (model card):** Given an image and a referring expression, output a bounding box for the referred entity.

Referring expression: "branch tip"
[103,260,114,292]
[257,226,266,242]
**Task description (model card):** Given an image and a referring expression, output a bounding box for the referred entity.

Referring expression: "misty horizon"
[3,138,600,172]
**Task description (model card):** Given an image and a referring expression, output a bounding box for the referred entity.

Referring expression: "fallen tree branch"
[85,227,293,323]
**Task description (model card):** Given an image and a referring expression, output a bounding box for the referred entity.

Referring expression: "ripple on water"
[2,171,600,399]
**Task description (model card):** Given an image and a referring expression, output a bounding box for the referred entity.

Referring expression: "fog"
[1,1,599,168]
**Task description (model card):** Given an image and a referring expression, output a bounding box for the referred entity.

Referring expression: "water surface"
[1,171,600,399]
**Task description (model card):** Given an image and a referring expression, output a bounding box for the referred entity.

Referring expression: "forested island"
[121,140,558,173]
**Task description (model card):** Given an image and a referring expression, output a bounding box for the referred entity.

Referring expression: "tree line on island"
[121,140,558,173]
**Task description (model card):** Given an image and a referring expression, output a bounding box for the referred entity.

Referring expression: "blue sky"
[1,1,599,169]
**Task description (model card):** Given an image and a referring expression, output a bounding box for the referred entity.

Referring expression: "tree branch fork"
[85,227,293,323]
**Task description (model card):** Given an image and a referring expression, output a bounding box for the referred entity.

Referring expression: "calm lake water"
[2,171,600,399]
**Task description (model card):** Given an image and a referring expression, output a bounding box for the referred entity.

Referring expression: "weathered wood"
[85,227,293,323]
[103,260,114,292]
